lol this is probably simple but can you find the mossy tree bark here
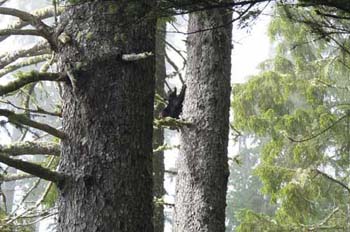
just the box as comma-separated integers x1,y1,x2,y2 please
153,21,166,232
57,1,156,231
174,8,233,232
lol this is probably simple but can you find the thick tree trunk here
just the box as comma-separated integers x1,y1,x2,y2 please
174,9,232,232
153,21,166,232
57,1,155,232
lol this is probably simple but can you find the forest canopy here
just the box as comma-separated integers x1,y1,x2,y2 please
231,3,350,231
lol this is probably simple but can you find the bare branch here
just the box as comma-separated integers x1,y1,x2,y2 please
0,7,56,48
165,40,187,68
165,169,177,175
315,11,350,20
0,192,7,213
0,28,42,37
230,123,242,141
4,181,56,228
122,52,153,61
0,42,50,69
0,0,8,6
10,157,56,214
0,141,60,156
316,169,350,193
14,211,57,227
0,108,66,139
3,173,34,182
0,6,63,43
0,54,51,78
165,52,184,84
154,117,192,130
159,0,269,16
317,207,339,227
297,0,350,13
0,153,64,184
163,202,174,207
288,114,347,143
0,71,62,96
153,143,179,153
0,99,62,117
39,52,55,72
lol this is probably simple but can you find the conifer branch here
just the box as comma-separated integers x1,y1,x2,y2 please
0,6,63,43
0,0,8,6
164,40,187,68
165,169,177,175
0,153,64,184
0,7,56,48
160,0,269,16
316,169,350,193
154,117,192,130
0,109,66,139
0,28,42,37
0,54,51,78
165,52,184,84
0,71,62,96
288,114,347,143
0,42,50,69
122,52,153,61
153,143,179,153
3,173,34,182
0,141,60,156
0,99,61,117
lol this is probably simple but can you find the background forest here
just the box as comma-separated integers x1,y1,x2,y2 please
0,0,350,231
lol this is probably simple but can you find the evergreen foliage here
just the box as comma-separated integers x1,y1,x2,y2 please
233,5,350,231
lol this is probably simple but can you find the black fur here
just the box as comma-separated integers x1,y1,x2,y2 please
160,85,186,119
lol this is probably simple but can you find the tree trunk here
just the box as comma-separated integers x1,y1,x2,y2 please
57,1,155,231
153,21,166,232
174,9,233,232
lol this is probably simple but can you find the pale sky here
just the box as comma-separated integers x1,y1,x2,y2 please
231,13,271,83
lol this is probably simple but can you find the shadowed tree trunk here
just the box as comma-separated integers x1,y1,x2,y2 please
153,20,166,232
57,1,156,231
174,8,233,232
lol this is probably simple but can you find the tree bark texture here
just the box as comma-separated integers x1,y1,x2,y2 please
57,1,155,232
153,21,166,232
174,9,233,232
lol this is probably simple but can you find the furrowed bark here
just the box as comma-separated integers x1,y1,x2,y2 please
57,1,156,231
153,20,166,232
174,8,233,232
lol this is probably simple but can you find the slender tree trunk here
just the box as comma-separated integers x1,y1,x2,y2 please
57,1,155,231
174,8,233,232
153,21,166,232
